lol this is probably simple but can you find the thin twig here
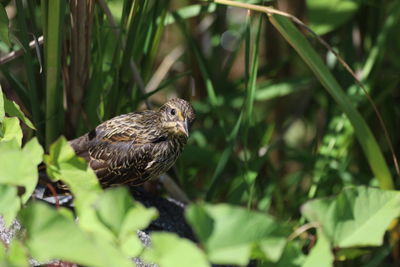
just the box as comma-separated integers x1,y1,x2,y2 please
288,222,320,241
213,0,400,177
0,36,44,65
145,46,184,93
46,183,60,209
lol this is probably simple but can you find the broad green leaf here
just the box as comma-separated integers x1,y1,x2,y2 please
142,232,210,267
271,241,306,267
120,234,142,258
0,138,43,203
0,243,4,263
269,15,394,190
44,136,101,197
302,230,333,267
302,186,400,248
119,202,158,238
0,117,22,146
20,138,44,202
44,137,112,241
0,138,42,225
3,97,35,130
186,203,288,265
95,187,136,235
0,240,29,267
20,202,134,267
94,187,158,257
0,185,20,227
307,0,359,35
0,4,11,47
7,240,29,267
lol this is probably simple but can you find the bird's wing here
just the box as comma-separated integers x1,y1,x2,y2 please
86,111,166,186
88,141,157,186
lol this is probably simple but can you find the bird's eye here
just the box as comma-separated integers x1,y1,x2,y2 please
170,108,176,116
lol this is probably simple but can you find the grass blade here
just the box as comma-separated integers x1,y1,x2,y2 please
15,0,41,138
269,15,394,190
43,0,66,147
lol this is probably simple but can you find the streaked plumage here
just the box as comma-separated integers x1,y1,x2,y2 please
69,98,195,187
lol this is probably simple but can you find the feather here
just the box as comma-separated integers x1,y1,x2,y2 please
67,98,195,188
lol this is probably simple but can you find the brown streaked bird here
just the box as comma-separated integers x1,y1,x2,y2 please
68,98,195,188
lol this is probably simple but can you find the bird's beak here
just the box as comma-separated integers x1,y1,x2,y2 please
178,118,190,137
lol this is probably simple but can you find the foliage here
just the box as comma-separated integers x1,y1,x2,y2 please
1,0,400,266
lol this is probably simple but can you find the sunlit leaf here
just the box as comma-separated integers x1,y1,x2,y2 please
7,240,29,267
44,136,112,241
142,232,210,267
272,241,306,267
0,117,22,146
0,137,43,203
3,97,35,130
302,230,333,267
44,136,102,197
94,187,158,257
0,185,20,227
302,186,400,247
20,202,134,267
186,203,288,265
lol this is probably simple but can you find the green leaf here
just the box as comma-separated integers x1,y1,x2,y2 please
3,96,35,130
20,202,134,267
0,185,20,227
95,187,136,235
142,232,210,267
120,234,142,258
0,137,43,203
302,186,400,248
94,187,158,257
0,4,11,47
272,241,306,267
7,240,29,267
0,239,29,267
0,117,23,146
44,136,102,198
44,137,113,241
186,203,288,265
306,0,359,35
269,15,394,190
20,138,44,202
302,230,333,267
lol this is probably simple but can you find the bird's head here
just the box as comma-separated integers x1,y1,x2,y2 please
159,98,195,138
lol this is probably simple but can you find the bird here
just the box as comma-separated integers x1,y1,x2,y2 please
68,98,195,188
